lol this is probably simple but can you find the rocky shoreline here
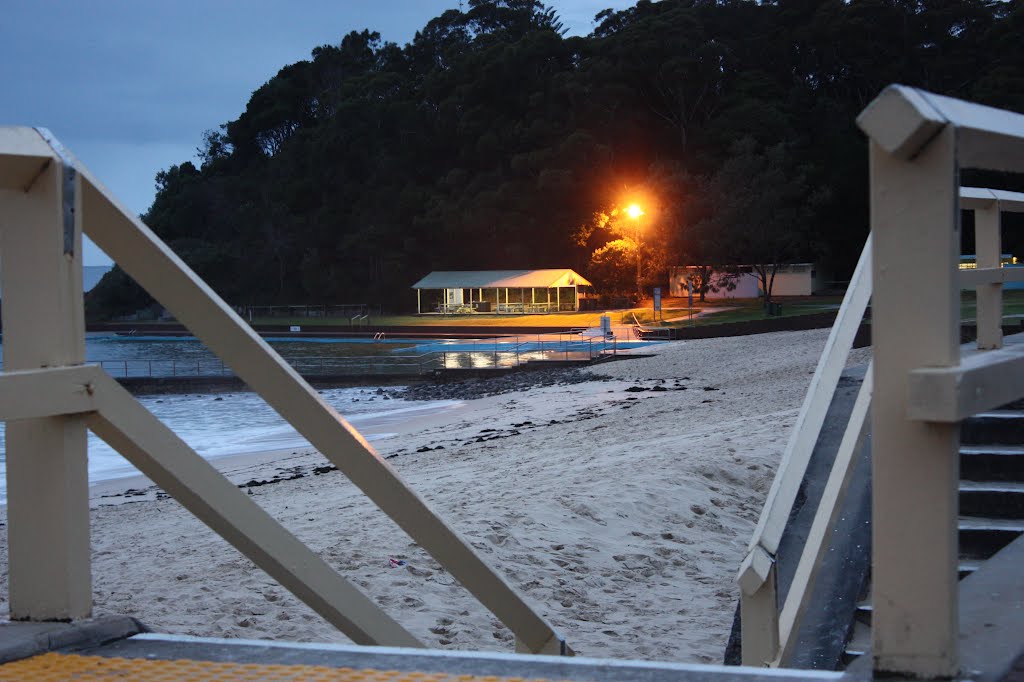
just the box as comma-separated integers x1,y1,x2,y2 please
390,366,612,401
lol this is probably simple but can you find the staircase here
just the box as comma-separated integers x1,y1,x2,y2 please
842,404,1024,666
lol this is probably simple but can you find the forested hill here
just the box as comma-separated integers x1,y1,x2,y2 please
88,0,1024,316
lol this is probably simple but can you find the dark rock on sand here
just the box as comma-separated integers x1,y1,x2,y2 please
393,368,609,402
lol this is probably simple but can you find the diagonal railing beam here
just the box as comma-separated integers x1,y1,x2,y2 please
744,235,873,562
41,131,568,654
0,364,419,646
776,363,873,665
737,235,871,666
83,370,422,647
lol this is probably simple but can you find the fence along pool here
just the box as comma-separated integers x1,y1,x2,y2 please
72,334,650,378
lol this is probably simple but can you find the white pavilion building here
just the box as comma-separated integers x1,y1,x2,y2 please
412,269,593,314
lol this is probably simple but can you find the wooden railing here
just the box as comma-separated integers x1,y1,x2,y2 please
737,233,872,667
859,87,1024,679
740,184,1024,670
740,86,1024,679
0,128,571,655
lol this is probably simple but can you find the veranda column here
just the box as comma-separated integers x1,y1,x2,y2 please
869,127,961,678
0,132,91,620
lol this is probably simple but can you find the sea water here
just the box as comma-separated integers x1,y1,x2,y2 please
0,386,461,503
0,334,462,503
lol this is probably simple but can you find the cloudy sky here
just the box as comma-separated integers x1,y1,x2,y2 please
1,1,635,265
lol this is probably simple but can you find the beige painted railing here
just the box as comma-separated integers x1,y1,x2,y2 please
737,234,872,667
859,87,1024,679
739,183,1024,669
959,188,1024,351
739,86,1024,678
0,127,570,655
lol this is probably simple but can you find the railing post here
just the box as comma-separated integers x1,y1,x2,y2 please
975,201,1003,350
739,557,779,667
868,127,960,678
0,133,91,620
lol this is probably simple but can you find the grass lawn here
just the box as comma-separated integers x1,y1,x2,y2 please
960,289,1024,321
644,296,843,327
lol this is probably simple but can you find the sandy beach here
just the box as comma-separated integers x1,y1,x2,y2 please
0,328,869,664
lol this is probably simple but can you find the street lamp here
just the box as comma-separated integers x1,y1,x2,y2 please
626,203,644,300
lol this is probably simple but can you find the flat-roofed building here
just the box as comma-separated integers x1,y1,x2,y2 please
669,263,824,299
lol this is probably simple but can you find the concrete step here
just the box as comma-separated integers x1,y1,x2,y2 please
838,397,1024,671
842,534,1024,681
841,620,871,666
853,601,872,625
961,412,1024,445
959,445,1024,482
959,480,1024,518
959,558,983,580
959,516,1024,560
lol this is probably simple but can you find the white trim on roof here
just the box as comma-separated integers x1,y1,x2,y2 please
412,269,592,290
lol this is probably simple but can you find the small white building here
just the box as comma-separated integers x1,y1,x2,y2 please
412,269,593,314
669,263,824,299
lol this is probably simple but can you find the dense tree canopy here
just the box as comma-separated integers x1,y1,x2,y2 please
88,0,1024,317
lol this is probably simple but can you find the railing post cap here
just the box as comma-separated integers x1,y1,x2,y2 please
857,84,948,160
737,545,774,595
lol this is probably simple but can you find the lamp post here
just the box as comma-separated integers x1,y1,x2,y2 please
626,203,644,300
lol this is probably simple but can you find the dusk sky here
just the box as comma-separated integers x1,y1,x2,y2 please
1,1,637,265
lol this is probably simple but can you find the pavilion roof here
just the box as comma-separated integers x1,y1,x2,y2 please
411,269,592,290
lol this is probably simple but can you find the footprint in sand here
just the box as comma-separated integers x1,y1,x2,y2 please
485,533,510,546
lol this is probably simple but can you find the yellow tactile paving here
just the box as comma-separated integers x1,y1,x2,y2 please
0,652,561,682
